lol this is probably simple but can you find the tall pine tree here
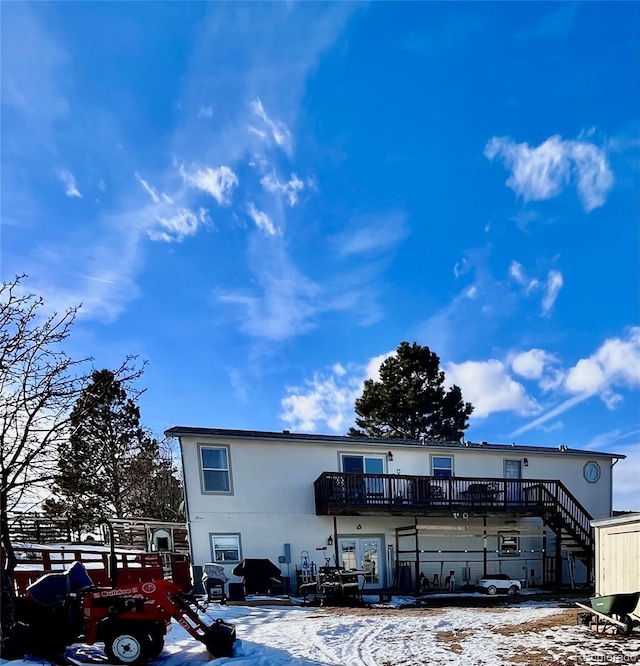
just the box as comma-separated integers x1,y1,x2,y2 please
49,369,184,533
126,437,185,521
53,369,146,527
349,341,474,442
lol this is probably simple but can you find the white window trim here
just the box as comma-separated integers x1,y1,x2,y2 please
498,531,520,557
199,443,233,495
430,454,454,477
210,533,242,564
338,452,387,474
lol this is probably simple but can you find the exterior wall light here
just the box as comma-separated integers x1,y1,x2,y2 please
523,458,529,467
387,451,393,461
327,535,333,546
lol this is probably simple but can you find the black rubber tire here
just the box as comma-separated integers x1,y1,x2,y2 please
507,585,518,596
619,615,634,637
104,626,152,666
147,628,164,661
487,585,497,596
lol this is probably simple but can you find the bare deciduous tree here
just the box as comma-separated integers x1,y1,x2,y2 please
0,276,140,657
0,276,86,655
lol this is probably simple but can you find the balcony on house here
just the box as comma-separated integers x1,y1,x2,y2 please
314,472,565,517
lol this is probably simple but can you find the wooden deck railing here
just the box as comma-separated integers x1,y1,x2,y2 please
314,472,593,552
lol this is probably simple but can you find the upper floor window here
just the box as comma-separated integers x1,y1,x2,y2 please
201,445,231,493
432,456,453,477
341,454,385,474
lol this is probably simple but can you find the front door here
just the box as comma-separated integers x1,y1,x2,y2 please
338,537,383,588
504,459,522,503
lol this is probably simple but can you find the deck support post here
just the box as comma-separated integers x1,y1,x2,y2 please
414,517,420,593
482,517,487,577
555,532,562,589
542,529,547,586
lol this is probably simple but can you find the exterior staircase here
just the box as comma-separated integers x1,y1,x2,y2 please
538,481,593,560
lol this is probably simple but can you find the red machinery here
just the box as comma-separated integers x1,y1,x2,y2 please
15,562,235,665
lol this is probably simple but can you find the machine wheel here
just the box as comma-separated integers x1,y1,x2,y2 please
487,585,497,596
507,585,518,596
619,615,634,637
105,625,152,666
147,627,165,660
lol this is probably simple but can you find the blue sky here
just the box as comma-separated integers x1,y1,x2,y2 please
2,2,638,509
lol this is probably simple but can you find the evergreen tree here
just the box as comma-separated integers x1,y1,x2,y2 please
54,369,146,525
349,341,474,441
125,437,185,521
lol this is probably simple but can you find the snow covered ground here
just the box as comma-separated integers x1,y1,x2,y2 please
2,598,638,666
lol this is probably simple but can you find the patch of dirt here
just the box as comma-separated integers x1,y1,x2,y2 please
507,649,591,665
322,605,446,617
494,609,578,635
436,629,472,654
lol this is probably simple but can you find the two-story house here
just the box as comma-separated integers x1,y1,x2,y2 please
166,426,625,593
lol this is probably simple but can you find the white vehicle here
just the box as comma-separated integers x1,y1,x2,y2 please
477,574,521,596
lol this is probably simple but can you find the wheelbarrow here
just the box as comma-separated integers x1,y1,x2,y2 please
576,591,640,636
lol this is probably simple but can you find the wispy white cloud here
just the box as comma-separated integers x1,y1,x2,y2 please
584,428,629,451
445,359,540,419
508,261,538,293
179,163,238,205
509,210,542,231
22,220,143,323
332,213,409,256
247,202,278,236
260,172,305,206
6,3,358,333
198,105,214,119
77,274,118,285
249,98,293,155
510,393,589,436
453,258,468,278
415,249,521,359
541,270,563,315
508,261,563,315
485,134,614,212
56,168,82,198
217,239,321,340
135,173,160,203
149,207,210,243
